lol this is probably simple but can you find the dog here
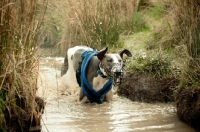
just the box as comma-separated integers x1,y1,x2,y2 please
61,46,132,103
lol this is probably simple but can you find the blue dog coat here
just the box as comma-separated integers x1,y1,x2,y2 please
77,50,112,104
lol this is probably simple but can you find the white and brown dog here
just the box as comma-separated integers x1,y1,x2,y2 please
61,46,132,103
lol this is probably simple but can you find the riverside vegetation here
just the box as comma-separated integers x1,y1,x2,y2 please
1,0,200,131
0,0,47,131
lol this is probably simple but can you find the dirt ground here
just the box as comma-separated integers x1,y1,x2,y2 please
117,72,179,103
3,95,42,132
175,87,200,131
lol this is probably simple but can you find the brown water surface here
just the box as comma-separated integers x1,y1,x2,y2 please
38,57,196,132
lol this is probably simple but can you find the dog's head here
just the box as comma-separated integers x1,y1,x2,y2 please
97,47,132,86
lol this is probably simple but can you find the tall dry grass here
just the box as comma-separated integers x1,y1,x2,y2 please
35,0,67,57
170,0,200,85
36,0,65,48
172,0,200,58
0,0,46,131
151,0,200,86
170,1,200,129
60,0,141,54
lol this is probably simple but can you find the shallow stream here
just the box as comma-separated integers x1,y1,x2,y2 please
37,57,196,132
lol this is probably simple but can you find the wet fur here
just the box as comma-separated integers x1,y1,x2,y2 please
61,46,132,103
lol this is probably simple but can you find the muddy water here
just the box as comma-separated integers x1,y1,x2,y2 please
37,57,196,132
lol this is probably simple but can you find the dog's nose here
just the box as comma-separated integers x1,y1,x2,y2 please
111,64,123,74
111,63,124,86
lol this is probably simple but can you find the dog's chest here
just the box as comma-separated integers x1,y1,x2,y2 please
92,75,109,91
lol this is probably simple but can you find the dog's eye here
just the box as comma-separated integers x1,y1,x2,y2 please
118,59,122,63
107,59,112,62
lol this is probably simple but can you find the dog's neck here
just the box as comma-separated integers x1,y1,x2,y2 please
97,69,108,78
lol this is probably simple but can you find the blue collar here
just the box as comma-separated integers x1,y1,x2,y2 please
79,50,112,104
97,69,107,78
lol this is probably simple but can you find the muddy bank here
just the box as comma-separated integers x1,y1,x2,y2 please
2,95,43,132
118,71,200,131
118,72,179,102
175,87,200,131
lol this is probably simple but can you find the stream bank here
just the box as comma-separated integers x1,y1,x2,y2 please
118,72,179,103
118,71,200,131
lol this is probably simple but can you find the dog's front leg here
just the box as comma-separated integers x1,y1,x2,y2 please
105,90,113,102
79,89,84,101
80,96,88,103
79,89,90,103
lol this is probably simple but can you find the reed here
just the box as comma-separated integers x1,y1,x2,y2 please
170,0,200,85
60,0,141,54
0,0,46,131
149,0,200,85
172,0,200,58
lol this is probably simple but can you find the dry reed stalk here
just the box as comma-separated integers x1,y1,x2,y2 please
171,0,200,59
60,0,140,54
169,0,200,83
171,1,200,130
0,0,46,131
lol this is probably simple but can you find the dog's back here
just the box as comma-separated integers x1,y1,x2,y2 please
61,46,92,89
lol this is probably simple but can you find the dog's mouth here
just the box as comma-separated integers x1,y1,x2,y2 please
104,63,124,86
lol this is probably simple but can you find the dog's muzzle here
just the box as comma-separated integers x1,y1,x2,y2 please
105,63,124,86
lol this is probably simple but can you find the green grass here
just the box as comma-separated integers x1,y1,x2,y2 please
119,4,176,78
131,12,150,33
148,5,163,20
127,51,173,78
122,30,151,55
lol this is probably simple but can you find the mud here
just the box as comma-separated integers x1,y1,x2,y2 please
176,87,200,131
118,72,179,103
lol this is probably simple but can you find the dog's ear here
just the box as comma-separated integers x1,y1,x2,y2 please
119,49,132,59
97,46,108,60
